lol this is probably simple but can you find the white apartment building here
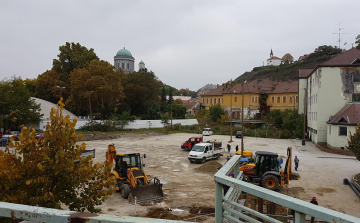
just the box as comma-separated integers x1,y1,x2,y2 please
298,48,360,148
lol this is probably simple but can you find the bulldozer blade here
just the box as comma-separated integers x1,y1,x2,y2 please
128,184,164,204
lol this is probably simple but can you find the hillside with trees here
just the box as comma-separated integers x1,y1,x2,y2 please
234,45,343,83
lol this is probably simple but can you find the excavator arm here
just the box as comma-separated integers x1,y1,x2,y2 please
281,147,292,186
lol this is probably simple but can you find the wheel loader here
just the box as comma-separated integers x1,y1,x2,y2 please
106,144,164,204
239,147,293,191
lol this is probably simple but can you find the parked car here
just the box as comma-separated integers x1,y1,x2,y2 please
9,131,20,140
202,128,213,136
35,133,44,140
236,131,242,138
0,135,15,147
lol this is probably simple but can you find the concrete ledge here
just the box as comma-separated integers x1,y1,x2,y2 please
316,143,355,156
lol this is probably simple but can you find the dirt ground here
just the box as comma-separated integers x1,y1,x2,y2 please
84,133,360,221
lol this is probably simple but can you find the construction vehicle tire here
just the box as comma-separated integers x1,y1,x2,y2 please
261,175,279,191
201,157,206,164
121,184,130,199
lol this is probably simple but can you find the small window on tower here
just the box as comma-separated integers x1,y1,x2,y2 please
127,64,130,69
122,63,125,69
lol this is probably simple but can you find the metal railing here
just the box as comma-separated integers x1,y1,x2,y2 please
214,155,360,223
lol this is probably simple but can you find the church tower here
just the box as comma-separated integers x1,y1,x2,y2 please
270,48,273,57
139,60,145,70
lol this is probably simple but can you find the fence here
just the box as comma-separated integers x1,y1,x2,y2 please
214,155,360,223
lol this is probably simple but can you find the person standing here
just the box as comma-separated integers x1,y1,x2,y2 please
310,196,318,223
235,145,239,152
294,155,299,171
227,144,231,153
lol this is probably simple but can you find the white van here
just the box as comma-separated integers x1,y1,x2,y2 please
202,128,213,136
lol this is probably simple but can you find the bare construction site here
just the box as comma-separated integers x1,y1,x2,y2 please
84,133,360,222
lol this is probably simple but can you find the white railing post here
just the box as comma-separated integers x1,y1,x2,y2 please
215,182,223,223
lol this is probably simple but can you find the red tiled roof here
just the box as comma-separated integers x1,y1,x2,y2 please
299,69,313,78
182,101,197,109
201,79,299,96
320,48,360,66
267,56,281,60
328,103,360,125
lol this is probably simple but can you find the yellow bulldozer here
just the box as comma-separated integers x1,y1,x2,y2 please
106,144,164,204
238,147,293,191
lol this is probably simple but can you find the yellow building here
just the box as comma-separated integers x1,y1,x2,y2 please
200,79,298,119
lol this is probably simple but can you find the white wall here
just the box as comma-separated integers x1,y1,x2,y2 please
267,58,281,66
327,124,355,148
37,119,199,131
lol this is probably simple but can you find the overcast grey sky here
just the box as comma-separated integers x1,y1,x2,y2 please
0,1,359,91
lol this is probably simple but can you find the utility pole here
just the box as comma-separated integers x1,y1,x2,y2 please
89,91,94,132
241,81,246,157
230,90,236,142
302,88,307,145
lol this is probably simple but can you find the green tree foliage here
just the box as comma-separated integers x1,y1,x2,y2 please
23,78,37,97
143,103,161,120
347,123,360,160
281,53,294,64
168,88,174,105
161,86,166,103
208,104,225,122
170,103,187,119
308,45,342,59
70,60,125,116
161,112,170,127
356,34,360,50
0,100,113,212
52,42,99,83
121,69,161,116
111,111,136,129
0,77,42,130
263,109,304,138
195,109,210,125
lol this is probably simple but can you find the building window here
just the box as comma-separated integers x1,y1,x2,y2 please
218,98,220,104
210,98,212,104
255,97,258,103
127,63,130,69
354,75,360,82
202,99,205,103
277,97,280,103
222,98,223,103
235,97,237,102
289,96,293,103
122,63,125,69
252,97,254,103
353,94,360,101
206,99,208,104
339,126,347,136
283,96,286,103
271,96,275,103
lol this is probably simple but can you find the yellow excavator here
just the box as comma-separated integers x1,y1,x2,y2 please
106,144,164,204
238,147,293,191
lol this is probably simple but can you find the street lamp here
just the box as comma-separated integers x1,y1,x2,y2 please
300,88,307,145
230,90,236,142
241,80,246,157
56,86,65,98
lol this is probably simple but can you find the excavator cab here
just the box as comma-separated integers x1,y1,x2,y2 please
254,152,279,175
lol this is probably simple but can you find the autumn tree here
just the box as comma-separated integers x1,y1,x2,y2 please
0,100,113,212
70,60,125,117
0,77,42,130
347,123,360,160
36,70,66,104
281,53,294,64
308,45,342,59
52,42,99,83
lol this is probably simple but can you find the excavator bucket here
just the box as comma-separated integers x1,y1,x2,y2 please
128,179,164,204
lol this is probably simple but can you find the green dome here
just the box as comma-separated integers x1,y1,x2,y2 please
139,60,145,64
116,48,133,57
